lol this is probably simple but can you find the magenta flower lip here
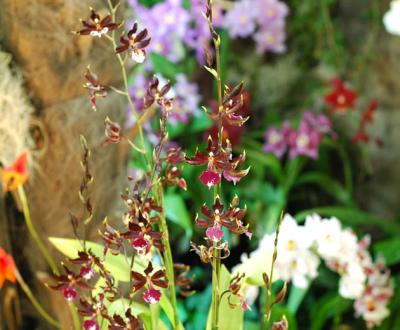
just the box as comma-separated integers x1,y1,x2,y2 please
206,225,224,242
200,169,221,189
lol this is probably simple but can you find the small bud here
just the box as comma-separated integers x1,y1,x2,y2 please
271,316,288,330
273,282,287,305
104,117,122,144
262,272,269,287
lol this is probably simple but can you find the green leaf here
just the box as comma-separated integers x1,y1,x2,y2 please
164,193,193,237
310,294,352,330
150,53,179,80
287,285,309,314
167,121,185,138
204,66,218,79
294,172,352,205
188,110,212,133
284,156,306,192
373,238,400,265
245,149,284,182
206,266,244,330
49,238,146,282
294,207,400,235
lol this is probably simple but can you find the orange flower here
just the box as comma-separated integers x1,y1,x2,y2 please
0,248,17,288
1,152,28,191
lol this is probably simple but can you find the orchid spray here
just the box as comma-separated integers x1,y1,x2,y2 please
45,2,188,328
185,1,251,329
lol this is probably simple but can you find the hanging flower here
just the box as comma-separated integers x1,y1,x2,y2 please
121,211,164,255
131,262,168,304
196,196,251,239
76,8,120,37
104,117,122,145
1,152,28,192
116,22,151,63
48,264,93,301
0,248,17,289
83,68,107,112
185,136,249,189
324,79,358,113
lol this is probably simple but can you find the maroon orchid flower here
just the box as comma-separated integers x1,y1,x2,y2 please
144,76,174,110
190,241,230,264
207,91,251,147
116,22,151,63
208,83,249,127
324,78,357,113
196,196,251,241
83,68,107,111
162,148,187,190
103,117,122,145
109,308,144,330
185,136,249,189
76,8,120,37
220,273,251,311
174,263,195,297
99,221,124,257
121,211,164,255
48,264,92,301
131,262,168,304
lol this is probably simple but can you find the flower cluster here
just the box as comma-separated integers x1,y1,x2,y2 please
190,195,252,268
263,112,333,159
224,0,289,54
127,73,200,126
128,0,288,63
235,214,393,328
383,0,400,36
323,79,382,146
0,248,16,288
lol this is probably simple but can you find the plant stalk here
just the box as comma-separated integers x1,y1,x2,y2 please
157,185,179,329
15,270,60,328
17,185,59,275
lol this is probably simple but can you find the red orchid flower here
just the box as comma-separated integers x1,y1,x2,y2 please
324,79,357,113
1,152,28,192
0,248,17,288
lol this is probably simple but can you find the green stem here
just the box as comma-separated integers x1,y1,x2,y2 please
106,0,150,171
15,270,60,328
17,185,59,275
69,302,81,330
211,245,221,330
157,186,179,329
264,211,284,328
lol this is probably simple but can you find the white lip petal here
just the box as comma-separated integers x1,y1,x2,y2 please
132,49,146,63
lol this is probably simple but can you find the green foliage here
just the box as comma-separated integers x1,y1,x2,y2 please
373,239,400,266
164,192,193,238
309,294,352,330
